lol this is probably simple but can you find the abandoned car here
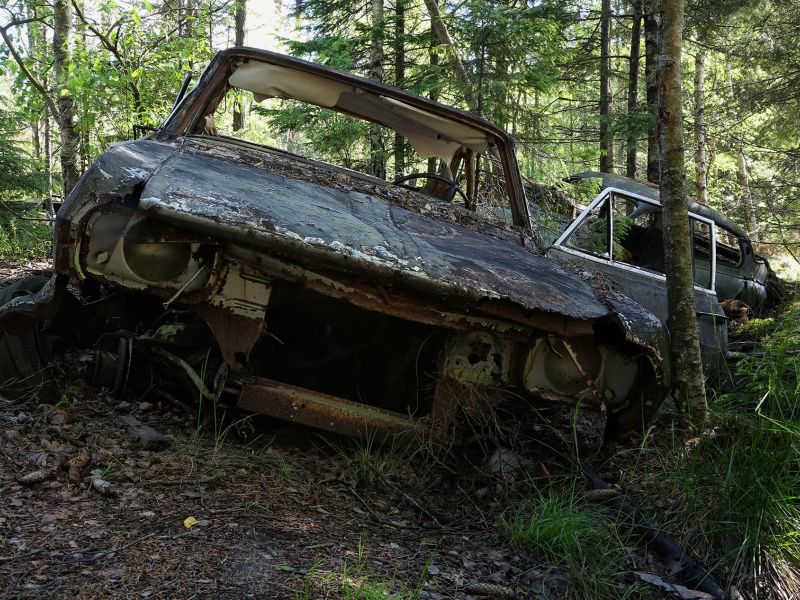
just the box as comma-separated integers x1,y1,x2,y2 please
0,48,754,440
545,171,771,379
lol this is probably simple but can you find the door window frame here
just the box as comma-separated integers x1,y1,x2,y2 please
552,187,717,294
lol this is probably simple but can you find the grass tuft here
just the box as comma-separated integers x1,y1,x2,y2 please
502,484,645,599
673,301,800,597
627,299,800,599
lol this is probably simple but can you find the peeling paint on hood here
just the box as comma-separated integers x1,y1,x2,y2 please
136,139,611,322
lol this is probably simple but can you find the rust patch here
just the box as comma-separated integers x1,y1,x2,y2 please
237,377,413,437
193,304,264,371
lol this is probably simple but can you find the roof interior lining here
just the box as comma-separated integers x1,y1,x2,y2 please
227,60,491,163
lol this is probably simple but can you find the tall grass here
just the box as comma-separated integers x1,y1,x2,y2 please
502,483,647,599
665,301,800,598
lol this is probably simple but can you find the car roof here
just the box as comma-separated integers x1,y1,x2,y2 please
566,171,749,240
208,47,513,146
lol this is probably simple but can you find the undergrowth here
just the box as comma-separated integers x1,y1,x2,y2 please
295,539,425,599
635,300,800,599
0,205,51,260
502,482,647,599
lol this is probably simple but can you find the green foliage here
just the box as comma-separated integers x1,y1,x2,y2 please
502,484,643,600
638,300,800,596
0,207,51,260
253,102,372,171
0,101,49,259
0,102,45,198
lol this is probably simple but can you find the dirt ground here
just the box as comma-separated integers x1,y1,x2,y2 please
0,383,546,599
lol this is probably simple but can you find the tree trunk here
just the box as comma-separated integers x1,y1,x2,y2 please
427,21,439,173
599,0,614,173
53,0,80,196
693,49,708,205
393,0,406,177
725,71,758,242
644,6,659,183
44,106,54,216
183,0,195,38
626,1,641,178
74,0,89,171
26,6,41,163
422,0,477,112
737,150,758,242
232,0,247,132
368,0,386,179
657,0,707,426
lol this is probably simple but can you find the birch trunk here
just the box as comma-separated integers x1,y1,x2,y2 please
657,0,707,426
53,0,80,196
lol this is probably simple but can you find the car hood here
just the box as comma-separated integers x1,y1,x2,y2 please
136,138,610,324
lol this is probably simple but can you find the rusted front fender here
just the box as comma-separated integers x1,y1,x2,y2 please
602,295,670,438
0,273,67,335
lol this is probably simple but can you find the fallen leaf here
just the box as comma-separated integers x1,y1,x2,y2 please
183,516,198,529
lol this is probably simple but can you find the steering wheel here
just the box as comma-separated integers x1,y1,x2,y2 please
392,172,469,204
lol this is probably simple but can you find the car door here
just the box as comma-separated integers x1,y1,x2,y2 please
547,187,728,378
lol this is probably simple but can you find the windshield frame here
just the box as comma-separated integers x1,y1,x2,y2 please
157,47,530,229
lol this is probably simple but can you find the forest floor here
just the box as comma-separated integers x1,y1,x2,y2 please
0,258,793,600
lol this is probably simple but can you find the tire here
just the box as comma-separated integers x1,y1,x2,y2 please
0,276,61,402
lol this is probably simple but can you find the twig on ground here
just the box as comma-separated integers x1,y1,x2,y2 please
377,471,443,527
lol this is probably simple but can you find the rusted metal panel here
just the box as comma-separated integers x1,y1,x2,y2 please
0,274,66,334
137,139,610,324
238,377,414,437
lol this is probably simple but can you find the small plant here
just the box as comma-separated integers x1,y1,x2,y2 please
295,540,423,599
343,432,408,485
502,484,642,599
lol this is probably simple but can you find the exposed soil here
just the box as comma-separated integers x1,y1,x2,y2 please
0,362,563,599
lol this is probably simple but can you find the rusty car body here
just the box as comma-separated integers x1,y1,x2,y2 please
561,172,770,307
547,172,774,380
1,48,684,439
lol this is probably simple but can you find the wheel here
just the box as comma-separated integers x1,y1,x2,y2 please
0,276,61,402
